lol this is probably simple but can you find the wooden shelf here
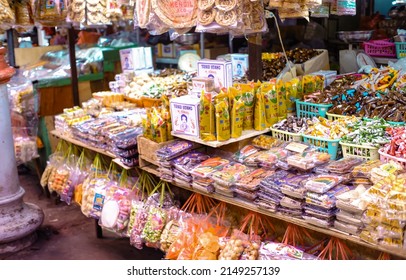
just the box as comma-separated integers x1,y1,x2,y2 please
50,130,135,170
168,179,406,259
171,128,271,148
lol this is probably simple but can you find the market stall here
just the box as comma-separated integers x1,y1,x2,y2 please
2,0,406,260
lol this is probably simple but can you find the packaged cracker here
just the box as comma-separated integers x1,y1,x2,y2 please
261,80,278,127
254,90,267,131
199,91,216,141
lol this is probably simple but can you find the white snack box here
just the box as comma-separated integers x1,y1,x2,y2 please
231,53,249,78
170,95,200,137
197,59,233,91
119,47,145,71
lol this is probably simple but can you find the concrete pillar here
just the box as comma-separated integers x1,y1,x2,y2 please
0,47,44,254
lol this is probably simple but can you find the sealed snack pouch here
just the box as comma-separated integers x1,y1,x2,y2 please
199,91,216,141
277,79,287,121
231,97,244,138
285,77,301,114
215,100,230,141
128,200,148,249
161,94,173,140
261,80,278,127
239,84,255,130
254,90,267,131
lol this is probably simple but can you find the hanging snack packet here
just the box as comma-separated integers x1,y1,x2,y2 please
231,97,245,138
199,91,216,141
254,89,267,131
215,100,231,142
261,80,278,126
239,84,255,130
277,79,287,121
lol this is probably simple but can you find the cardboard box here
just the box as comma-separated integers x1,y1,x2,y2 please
231,53,249,78
170,95,200,137
295,49,330,75
119,47,154,72
197,59,233,91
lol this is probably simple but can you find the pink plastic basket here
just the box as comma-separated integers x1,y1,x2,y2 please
378,148,406,169
363,39,396,58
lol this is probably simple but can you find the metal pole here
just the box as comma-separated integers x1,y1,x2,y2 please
200,32,205,59
0,48,44,253
68,24,80,106
248,33,262,81
6,29,16,67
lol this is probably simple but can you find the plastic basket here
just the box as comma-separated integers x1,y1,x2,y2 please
340,141,380,161
363,40,396,58
296,100,333,118
395,42,406,59
326,112,347,121
378,148,406,169
270,128,302,142
362,117,405,126
302,134,341,160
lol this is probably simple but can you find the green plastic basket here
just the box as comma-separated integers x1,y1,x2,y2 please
340,141,380,161
326,112,348,121
302,134,341,160
395,42,406,59
296,100,333,118
270,128,302,142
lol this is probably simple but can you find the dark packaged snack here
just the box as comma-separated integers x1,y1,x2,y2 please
157,140,194,161
303,204,338,219
113,147,139,158
171,151,210,175
278,206,303,217
280,174,314,199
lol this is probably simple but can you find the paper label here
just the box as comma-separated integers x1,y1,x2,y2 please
285,142,309,153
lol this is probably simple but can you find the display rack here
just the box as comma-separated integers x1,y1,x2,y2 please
172,128,271,148
170,180,406,259
50,130,133,170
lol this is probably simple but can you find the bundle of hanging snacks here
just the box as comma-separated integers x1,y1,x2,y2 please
47,142,78,196
99,169,138,236
165,193,217,260
317,237,353,260
142,181,177,249
81,154,110,219
128,171,159,249
40,140,66,190
60,147,90,205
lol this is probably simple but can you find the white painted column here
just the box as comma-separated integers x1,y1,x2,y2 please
0,47,44,254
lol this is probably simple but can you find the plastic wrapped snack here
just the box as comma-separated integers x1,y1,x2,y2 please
256,147,290,169
214,183,235,198
252,135,283,150
305,185,353,210
128,200,148,249
334,220,361,235
326,157,364,174
257,189,283,205
259,241,318,260
280,196,303,210
81,177,110,219
287,151,331,171
211,162,251,187
233,145,260,163
142,203,168,249
191,157,230,178
234,168,275,191
303,204,338,220
335,185,369,214
351,160,382,179
278,206,303,217
171,152,210,175
255,198,278,212
156,140,194,161
336,210,363,227
302,214,335,228
304,175,345,194
233,187,258,201
280,174,314,199
218,230,248,260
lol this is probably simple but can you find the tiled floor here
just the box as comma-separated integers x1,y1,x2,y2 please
1,171,164,260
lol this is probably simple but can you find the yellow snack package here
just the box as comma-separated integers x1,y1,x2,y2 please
215,100,231,141
277,79,287,121
228,86,241,106
239,84,255,130
254,90,267,131
199,92,216,141
231,98,245,138
285,77,300,114
261,80,278,127
215,90,229,107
